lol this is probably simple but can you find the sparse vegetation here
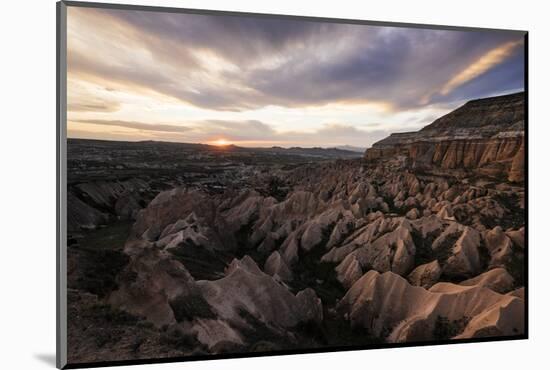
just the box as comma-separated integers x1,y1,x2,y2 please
169,293,217,322
433,315,470,340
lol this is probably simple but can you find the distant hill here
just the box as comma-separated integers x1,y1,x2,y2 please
252,145,363,158
68,138,363,160
333,145,366,153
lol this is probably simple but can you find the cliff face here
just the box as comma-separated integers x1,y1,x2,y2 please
365,92,525,182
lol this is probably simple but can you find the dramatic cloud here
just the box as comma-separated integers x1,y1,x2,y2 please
70,118,391,148
67,80,122,112
439,40,523,96
74,119,191,133
66,6,525,147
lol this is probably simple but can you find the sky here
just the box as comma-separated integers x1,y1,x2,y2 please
66,6,525,148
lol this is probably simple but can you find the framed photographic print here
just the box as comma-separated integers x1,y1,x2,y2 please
57,1,528,368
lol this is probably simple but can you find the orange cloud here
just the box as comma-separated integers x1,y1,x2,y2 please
439,39,523,95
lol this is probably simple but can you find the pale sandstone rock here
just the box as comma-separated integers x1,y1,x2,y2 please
432,222,465,251
506,227,525,249
264,251,293,282
109,248,196,327
484,226,514,268
406,208,420,220
201,256,322,327
301,222,323,252
338,270,524,342
508,138,525,182
436,204,455,220
335,254,363,289
507,287,525,300
280,232,300,266
300,209,341,252
407,260,442,289
443,226,481,278
460,268,515,294
321,216,395,264
321,243,360,264
412,215,444,238
351,225,416,276
326,215,355,249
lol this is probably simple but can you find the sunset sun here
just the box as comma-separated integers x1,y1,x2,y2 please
211,138,231,146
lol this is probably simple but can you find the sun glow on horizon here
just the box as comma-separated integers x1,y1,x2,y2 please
210,138,232,146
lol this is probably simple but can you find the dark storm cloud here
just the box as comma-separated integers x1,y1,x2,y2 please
69,7,525,112
107,9,337,65
242,30,524,109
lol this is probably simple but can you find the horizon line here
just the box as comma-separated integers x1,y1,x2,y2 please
66,136,369,151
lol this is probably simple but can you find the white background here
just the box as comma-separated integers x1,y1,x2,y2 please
1,0,548,368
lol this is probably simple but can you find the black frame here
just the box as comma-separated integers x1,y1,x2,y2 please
56,1,529,368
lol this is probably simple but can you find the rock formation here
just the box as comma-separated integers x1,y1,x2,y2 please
104,152,524,350
338,270,524,342
67,178,151,232
365,92,525,182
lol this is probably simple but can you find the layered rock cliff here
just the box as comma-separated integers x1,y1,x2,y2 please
365,92,525,182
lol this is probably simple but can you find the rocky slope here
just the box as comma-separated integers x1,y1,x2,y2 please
85,156,525,360
67,179,150,232
66,139,362,234
365,92,525,182
67,93,526,363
